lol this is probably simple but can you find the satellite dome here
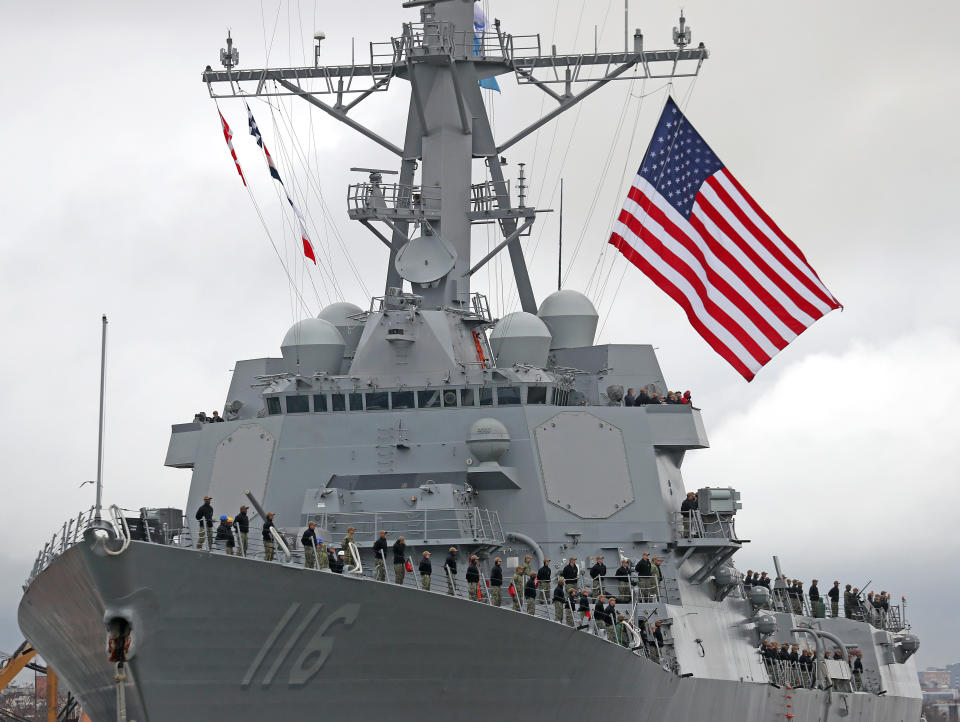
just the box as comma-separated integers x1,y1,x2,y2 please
537,289,599,349
280,317,345,375
466,417,511,463
318,302,364,369
489,312,552,368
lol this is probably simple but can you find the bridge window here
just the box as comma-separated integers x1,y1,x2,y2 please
527,386,547,405
497,386,521,405
479,387,494,406
461,388,476,407
366,391,389,410
348,393,364,411
391,391,415,409
313,394,328,412
266,397,282,416
331,394,346,412
286,395,309,413
419,390,441,408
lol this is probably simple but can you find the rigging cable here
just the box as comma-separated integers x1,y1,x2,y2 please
594,80,699,341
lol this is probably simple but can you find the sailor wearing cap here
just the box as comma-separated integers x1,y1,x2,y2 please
262,512,276,561
215,515,235,555
419,551,432,590
444,547,458,595
489,558,503,607
316,535,329,569
234,505,250,555
195,495,214,549
301,521,319,569
341,527,357,566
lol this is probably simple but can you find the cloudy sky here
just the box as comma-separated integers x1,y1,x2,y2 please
2,0,957,676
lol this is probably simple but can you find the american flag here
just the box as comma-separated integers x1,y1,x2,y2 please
218,110,246,186
245,104,316,264
609,97,841,381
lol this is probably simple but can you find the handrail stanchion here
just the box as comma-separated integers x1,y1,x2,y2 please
269,526,291,562
409,555,422,589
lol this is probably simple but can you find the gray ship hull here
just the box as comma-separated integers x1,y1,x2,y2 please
19,539,920,722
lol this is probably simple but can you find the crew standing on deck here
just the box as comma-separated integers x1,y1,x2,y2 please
341,526,356,567
616,558,632,601
511,566,524,611
316,536,329,569
651,557,664,600
195,495,214,549
524,572,538,615
537,559,552,604
215,516,234,555
594,594,608,635
373,530,388,582
680,491,698,537
419,551,432,590
590,556,607,595
635,552,653,601
234,505,249,555
393,536,406,584
828,581,840,618
445,547,458,595
490,557,503,607
553,578,573,626
561,557,579,596
466,555,480,600
302,521,319,569
262,512,276,561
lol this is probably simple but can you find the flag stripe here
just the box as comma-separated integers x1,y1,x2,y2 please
612,210,768,367
705,174,833,316
717,170,840,308
691,195,817,332
609,232,759,380
626,182,795,349
694,188,822,324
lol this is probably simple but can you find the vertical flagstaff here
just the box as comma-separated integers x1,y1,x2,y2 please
94,315,108,523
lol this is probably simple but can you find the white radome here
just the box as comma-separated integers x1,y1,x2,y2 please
489,312,552,368
537,289,599,350
280,317,345,375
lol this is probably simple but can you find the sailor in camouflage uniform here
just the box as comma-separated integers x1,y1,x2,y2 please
341,526,356,566
511,566,524,611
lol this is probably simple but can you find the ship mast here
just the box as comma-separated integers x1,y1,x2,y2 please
202,0,707,313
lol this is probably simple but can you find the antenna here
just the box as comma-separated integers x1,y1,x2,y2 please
94,315,108,523
219,31,239,70
558,178,563,291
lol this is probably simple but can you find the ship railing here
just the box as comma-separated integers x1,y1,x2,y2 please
309,508,505,548
384,22,514,63
760,586,907,633
670,510,737,541
588,574,664,604
346,182,442,218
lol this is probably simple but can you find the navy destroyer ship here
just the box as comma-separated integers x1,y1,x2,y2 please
18,1,922,720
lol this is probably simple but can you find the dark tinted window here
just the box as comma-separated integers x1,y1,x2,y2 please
460,388,476,406
527,386,547,405
331,394,346,411
266,397,282,415
392,391,415,409
366,392,389,410
418,390,442,408
286,395,309,413
498,387,521,405
348,393,364,411
479,387,494,406
313,394,328,412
